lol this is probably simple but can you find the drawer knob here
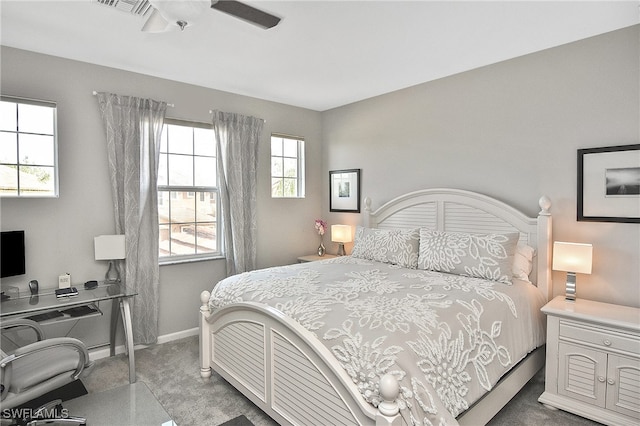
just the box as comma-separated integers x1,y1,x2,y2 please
598,376,606,383
603,339,612,346
607,378,615,385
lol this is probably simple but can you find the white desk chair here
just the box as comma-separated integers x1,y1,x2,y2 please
0,318,93,425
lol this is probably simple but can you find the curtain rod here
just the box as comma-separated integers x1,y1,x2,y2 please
92,91,175,108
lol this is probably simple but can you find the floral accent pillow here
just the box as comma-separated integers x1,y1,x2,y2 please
351,226,420,269
417,230,519,284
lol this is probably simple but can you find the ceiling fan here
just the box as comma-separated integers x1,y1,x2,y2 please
96,0,281,32
146,0,280,31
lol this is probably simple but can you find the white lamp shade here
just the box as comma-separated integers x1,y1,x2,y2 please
331,225,352,243
94,235,126,260
552,242,592,274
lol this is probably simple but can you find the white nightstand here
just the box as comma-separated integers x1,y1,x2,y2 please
538,296,640,426
297,254,337,263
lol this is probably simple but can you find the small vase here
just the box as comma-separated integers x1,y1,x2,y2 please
317,240,326,256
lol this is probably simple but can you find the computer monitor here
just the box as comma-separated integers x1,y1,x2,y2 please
1,230,26,278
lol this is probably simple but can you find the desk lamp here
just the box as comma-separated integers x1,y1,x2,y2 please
552,241,593,301
331,225,352,256
94,235,126,283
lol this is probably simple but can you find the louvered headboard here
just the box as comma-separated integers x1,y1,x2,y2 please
362,188,553,301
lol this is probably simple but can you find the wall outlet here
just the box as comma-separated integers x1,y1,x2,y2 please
58,273,71,289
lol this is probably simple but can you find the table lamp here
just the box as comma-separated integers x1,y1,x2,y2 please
331,225,352,256
94,235,126,283
552,241,592,301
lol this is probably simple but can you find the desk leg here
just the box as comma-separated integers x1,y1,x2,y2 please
119,298,136,383
110,301,119,357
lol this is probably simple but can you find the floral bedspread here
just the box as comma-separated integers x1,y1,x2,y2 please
209,256,546,426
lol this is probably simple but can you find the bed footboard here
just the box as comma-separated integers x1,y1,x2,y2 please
199,291,402,426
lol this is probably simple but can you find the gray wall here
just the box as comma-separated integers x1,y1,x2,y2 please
322,25,640,308
1,24,638,348
0,47,322,346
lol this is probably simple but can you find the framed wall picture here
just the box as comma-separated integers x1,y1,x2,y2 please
578,144,640,223
329,169,361,213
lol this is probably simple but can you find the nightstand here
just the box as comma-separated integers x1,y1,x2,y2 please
538,296,640,426
297,254,337,263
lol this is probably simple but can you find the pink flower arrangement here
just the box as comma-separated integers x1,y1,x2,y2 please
314,219,327,236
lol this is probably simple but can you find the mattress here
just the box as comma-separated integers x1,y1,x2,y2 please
209,256,546,425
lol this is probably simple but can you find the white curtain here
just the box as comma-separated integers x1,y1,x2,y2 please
97,92,167,345
212,111,264,275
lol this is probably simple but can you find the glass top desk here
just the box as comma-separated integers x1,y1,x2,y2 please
0,282,137,383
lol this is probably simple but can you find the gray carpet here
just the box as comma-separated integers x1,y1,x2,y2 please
83,335,601,425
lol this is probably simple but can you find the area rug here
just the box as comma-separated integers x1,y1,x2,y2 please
18,379,88,409
219,414,255,426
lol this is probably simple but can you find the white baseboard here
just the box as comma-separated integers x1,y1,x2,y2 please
88,327,199,361
156,327,199,344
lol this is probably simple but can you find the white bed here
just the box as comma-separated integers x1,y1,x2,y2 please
199,188,553,425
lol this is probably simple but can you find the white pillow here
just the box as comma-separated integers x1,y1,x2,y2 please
351,226,420,269
417,230,519,284
513,243,535,282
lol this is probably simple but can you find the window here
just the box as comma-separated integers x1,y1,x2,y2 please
0,96,58,197
271,134,305,198
157,119,219,261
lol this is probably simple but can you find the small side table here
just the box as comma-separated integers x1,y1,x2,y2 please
538,296,640,425
297,254,337,263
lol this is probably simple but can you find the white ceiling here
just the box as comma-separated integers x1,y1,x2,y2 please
1,1,638,111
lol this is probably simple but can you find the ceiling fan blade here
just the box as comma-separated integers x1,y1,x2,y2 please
141,7,171,32
211,0,281,29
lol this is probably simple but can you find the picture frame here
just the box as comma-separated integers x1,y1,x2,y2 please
329,169,361,213
577,144,640,223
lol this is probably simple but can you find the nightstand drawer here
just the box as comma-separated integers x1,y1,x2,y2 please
560,320,640,354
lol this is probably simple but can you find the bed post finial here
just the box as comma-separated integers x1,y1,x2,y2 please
200,290,211,311
376,373,402,425
538,195,551,216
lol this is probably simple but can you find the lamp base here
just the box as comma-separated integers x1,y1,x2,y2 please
105,260,121,283
565,271,577,301
336,243,346,256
